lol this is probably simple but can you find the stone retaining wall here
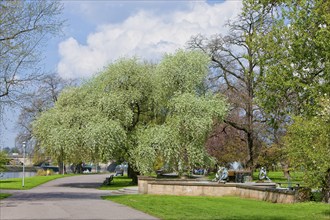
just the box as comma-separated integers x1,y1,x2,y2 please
138,176,298,203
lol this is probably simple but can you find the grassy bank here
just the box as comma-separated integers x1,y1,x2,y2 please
2,165,37,172
103,194,330,220
0,174,74,190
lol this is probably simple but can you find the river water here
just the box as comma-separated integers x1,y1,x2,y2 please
0,172,37,179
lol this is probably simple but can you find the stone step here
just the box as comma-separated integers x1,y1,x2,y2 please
111,187,138,195
118,188,138,192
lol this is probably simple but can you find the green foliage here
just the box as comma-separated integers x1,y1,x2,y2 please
130,51,228,174
33,50,228,175
0,151,10,172
258,0,330,117
155,50,209,102
285,97,330,193
36,169,55,176
33,85,128,164
253,1,330,199
104,195,330,220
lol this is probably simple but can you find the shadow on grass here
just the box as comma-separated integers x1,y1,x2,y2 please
323,209,330,217
0,180,16,184
99,176,136,190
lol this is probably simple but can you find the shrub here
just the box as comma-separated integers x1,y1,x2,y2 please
36,169,54,176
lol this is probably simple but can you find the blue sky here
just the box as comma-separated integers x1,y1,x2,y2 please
2,0,242,149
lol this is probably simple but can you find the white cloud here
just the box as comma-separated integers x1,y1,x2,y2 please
58,1,242,79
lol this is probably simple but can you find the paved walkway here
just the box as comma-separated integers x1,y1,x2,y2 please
0,174,158,220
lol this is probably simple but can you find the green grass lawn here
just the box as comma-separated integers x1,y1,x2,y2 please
99,175,136,190
0,193,11,200
209,171,304,186
103,194,330,220
0,174,74,190
253,171,304,187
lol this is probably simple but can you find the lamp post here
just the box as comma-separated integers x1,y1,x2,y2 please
22,141,26,187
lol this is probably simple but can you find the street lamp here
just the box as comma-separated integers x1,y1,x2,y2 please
22,141,26,187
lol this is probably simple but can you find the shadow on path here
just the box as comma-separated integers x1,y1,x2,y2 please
2,192,103,202
57,182,103,188
0,174,159,220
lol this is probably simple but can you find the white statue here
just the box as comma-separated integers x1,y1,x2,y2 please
258,167,271,181
213,166,228,182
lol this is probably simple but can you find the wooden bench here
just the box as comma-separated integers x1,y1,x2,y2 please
103,174,114,185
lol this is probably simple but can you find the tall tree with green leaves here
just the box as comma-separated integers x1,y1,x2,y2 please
257,0,330,203
258,0,330,118
285,97,330,203
131,51,228,175
33,85,127,173
33,51,228,179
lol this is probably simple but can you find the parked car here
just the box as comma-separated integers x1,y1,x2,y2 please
82,164,92,172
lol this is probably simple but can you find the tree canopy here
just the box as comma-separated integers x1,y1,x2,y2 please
30,0,330,201
256,0,330,202
33,50,228,175
258,0,330,117
284,97,330,202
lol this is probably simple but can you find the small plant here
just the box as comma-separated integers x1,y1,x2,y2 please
36,169,54,176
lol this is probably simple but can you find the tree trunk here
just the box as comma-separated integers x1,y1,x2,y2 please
281,162,291,179
75,163,83,174
322,168,330,203
57,157,63,174
246,72,254,171
58,147,65,174
127,163,139,184
246,131,254,170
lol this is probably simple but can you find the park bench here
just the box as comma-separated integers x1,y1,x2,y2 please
103,174,114,185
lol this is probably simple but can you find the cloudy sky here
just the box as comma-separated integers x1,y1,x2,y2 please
55,0,242,78
3,0,242,149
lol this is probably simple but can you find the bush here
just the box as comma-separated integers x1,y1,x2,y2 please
36,169,54,176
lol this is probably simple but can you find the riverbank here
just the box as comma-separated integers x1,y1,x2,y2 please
1,171,36,179
0,174,74,190
3,165,38,172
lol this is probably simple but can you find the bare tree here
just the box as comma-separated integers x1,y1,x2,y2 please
15,73,75,160
188,1,277,169
206,122,248,166
0,1,64,105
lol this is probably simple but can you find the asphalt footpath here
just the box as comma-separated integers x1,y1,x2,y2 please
0,174,158,220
